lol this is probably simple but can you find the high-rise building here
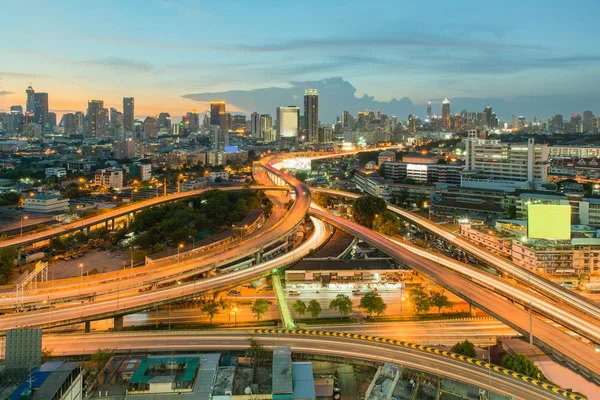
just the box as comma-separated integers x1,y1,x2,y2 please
33,92,48,126
60,113,76,135
157,113,171,131
318,126,333,143
187,109,200,133
210,101,226,128
123,97,134,132
110,108,124,137
47,112,56,128
87,100,104,137
10,105,23,133
232,115,246,132
483,105,492,127
113,139,136,159
74,111,85,134
98,108,109,137
342,111,352,129
250,112,260,138
583,111,595,134
210,125,229,151
25,86,35,115
441,99,450,130
304,89,319,142
426,102,432,120
571,113,583,133
224,112,232,130
144,116,157,139
276,106,300,140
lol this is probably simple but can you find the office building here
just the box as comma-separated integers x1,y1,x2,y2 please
232,114,246,131
87,99,104,137
156,112,171,131
59,113,76,135
426,102,432,119
250,112,260,138
23,194,70,213
129,162,152,181
143,116,157,138
318,126,333,143
95,168,124,190
463,130,549,191
25,85,35,115
441,99,450,130
260,114,272,138
304,89,319,142
583,111,596,134
33,92,48,126
187,109,200,132
210,125,229,151
276,106,300,140
342,111,352,129
123,97,134,132
10,105,23,133
549,145,600,159
113,139,136,159
210,101,226,128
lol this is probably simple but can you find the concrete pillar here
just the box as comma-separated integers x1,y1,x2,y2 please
104,221,108,230
111,219,115,230
469,303,477,317
255,252,262,265
85,321,91,333
114,315,124,331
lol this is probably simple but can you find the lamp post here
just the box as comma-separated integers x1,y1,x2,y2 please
178,243,184,262
78,263,84,295
20,216,28,237
400,284,404,318
189,236,195,250
233,307,238,326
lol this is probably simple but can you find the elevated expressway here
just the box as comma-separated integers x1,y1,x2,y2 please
42,330,584,400
309,207,600,384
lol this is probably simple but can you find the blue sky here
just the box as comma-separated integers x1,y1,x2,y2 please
1,0,599,121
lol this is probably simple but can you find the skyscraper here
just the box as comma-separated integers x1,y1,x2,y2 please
583,111,595,134
33,92,48,126
426,102,432,120
260,114,273,141
25,86,35,115
210,125,229,151
304,89,319,142
250,112,260,138
484,105,492,128
342,111,352,129
157,113,171,130
144,116,157,139
123,97,134,133
187,109,200,133
10,105,23,133
276,106,300,140
87,100,104,137
210,101,226,128
60,113,76,135
441,99,450,130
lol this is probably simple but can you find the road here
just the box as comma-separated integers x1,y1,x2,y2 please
40,331,573,400
309,207,600,383
313,188,600,324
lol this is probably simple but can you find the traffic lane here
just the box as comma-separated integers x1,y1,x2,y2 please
309,208,600,378
0,217,328,330
41,332,559,400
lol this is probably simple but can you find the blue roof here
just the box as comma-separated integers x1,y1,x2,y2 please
292,363,316,400
10,361,64,400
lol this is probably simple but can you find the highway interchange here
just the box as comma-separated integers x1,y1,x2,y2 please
1,150,599,399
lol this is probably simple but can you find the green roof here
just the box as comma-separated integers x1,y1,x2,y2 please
130,356,200,384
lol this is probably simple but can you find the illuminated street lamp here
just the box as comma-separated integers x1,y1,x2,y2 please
233,307,238,326
178,243,184,261
20,216,28,237
78,263,84,295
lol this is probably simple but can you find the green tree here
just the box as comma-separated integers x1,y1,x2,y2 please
451,340,477,358
430,290,453,314
201,301,220,324
307,299,322,318
502,354,545,380
292,300,307,319
90,348,111,370
409,288,431,314
41,347,54,363
295,171,308,182
359,292,387,317
373,211,400,236
247,337,266,367
0,247,17,285
132,249,147,265
62,183,90,199
329,293,353,319
352,195,387,228
251,299,270,322
313,192,330,208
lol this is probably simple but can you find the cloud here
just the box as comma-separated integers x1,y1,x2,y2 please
182,77,600,121
80,58,155,72
0,91,14,95
0,71,54,78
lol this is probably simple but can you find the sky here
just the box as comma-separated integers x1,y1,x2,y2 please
1,0,600,122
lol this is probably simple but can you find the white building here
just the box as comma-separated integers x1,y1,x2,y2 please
463,131,549,191
113,139,136,159
210,126,229,151
45,167,67,179
378,151,395,166
95,168,124,190
276,106,300,140
23,194,70,213
549,145,600,159
209,171,229,182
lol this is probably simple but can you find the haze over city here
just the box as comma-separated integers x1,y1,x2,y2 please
1,0,600,120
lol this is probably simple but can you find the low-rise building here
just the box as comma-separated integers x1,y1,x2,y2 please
128,163,152,181
45,167,67,178
9,361,83,400
23,194,70,213
209,171,228,182
95,168,124,190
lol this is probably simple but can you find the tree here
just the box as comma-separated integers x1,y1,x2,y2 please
313,192,330,208
0,247,17,285
373,211,400,236
352,195,387,228
201,301,220,324
409,288,431,314
91,348,111,370
41,347,54,363
329,293,353,319
430,290,453,314
502,354,545,380
451,340,477,358
247,337,266,367
307,299,322,318
62,183,91,199
251,299,270,322
359,292,387,317
132,249,147,265
292,300,307,319
295,171,308,182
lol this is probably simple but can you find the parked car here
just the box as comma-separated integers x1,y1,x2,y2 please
288,290,301,296
228,290,241,296
352,290,364,296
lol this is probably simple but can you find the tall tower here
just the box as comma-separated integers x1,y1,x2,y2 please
123,97,134,132
426,102,432,119
276,106,300,140
33,93,48,126
25,86,35,115
210,101,226,128
304,89,319,142
484,105,492,127
250,112,260,139
441,99,451,130
87,100,104,137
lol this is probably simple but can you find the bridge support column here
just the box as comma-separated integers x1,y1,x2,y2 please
85,321,91,333
255,252,261,265
111,219,115,230
104,221,108,230
114,315,123,331
469,303,477,317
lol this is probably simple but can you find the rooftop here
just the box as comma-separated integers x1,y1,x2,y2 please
289,259,397,272
272,347,293,395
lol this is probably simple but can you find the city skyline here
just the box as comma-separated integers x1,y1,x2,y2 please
1,1,600,120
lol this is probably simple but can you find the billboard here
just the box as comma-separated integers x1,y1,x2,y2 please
283,158,311,171
527,204,571,240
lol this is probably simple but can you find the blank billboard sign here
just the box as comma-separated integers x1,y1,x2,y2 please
527,204,571,240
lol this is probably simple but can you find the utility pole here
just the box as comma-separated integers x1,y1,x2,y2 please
529,300,533,347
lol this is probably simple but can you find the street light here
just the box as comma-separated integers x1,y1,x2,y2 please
178,243,184,262
233,307,238,326
189,235,195,250
78,263,84,295
20,216,28,237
